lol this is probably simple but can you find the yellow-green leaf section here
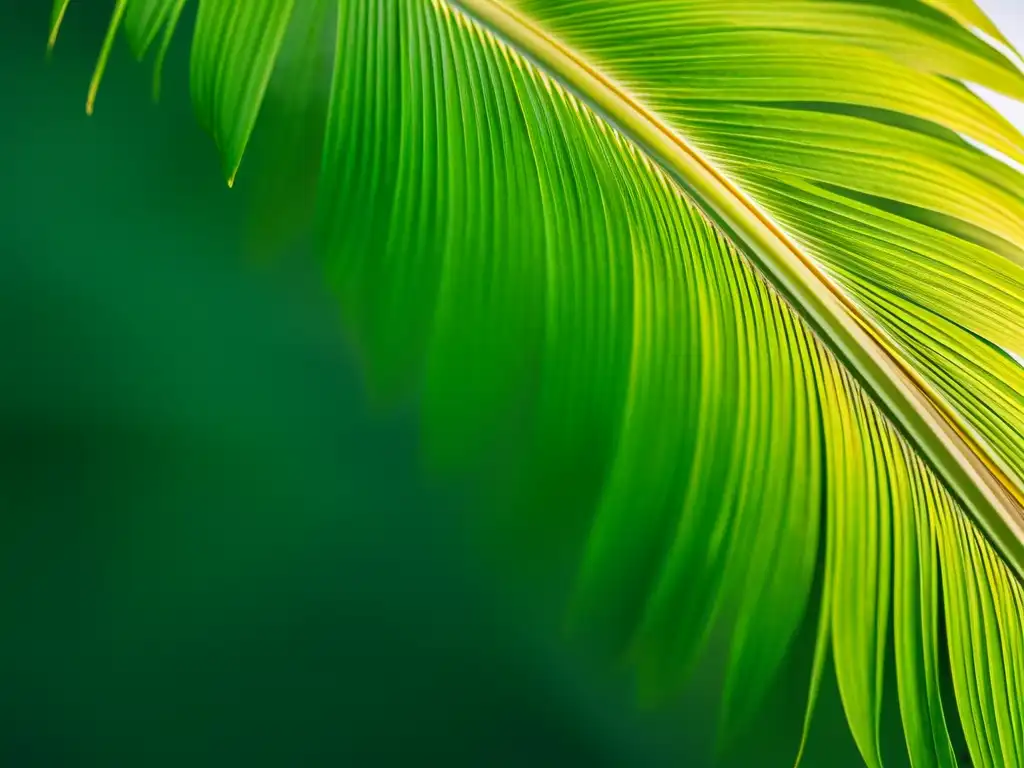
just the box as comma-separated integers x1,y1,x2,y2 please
47,0,1024,765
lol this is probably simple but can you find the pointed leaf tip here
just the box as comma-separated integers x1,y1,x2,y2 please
48,0,70,52
189,0,297,199
86,0,130,116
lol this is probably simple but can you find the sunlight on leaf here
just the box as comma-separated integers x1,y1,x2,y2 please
45,1,1024,765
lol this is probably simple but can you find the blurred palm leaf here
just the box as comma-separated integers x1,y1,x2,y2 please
48,0,1024,765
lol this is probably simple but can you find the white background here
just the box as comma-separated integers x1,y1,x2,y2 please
977,1,1024,133
976,0,1023,365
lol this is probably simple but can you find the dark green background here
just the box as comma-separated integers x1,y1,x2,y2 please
0,5,914,766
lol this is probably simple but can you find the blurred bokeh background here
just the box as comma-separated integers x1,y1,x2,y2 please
6,2,1015,765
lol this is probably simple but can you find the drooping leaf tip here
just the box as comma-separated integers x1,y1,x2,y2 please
47,0,69,53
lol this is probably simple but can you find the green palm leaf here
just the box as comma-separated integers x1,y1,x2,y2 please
48,0,1024,765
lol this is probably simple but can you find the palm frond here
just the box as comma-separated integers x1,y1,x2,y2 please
48,1,1024,765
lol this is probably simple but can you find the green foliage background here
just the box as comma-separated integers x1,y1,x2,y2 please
0,4,934,766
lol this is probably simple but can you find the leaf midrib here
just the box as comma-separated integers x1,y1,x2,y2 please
445,0,1024,579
